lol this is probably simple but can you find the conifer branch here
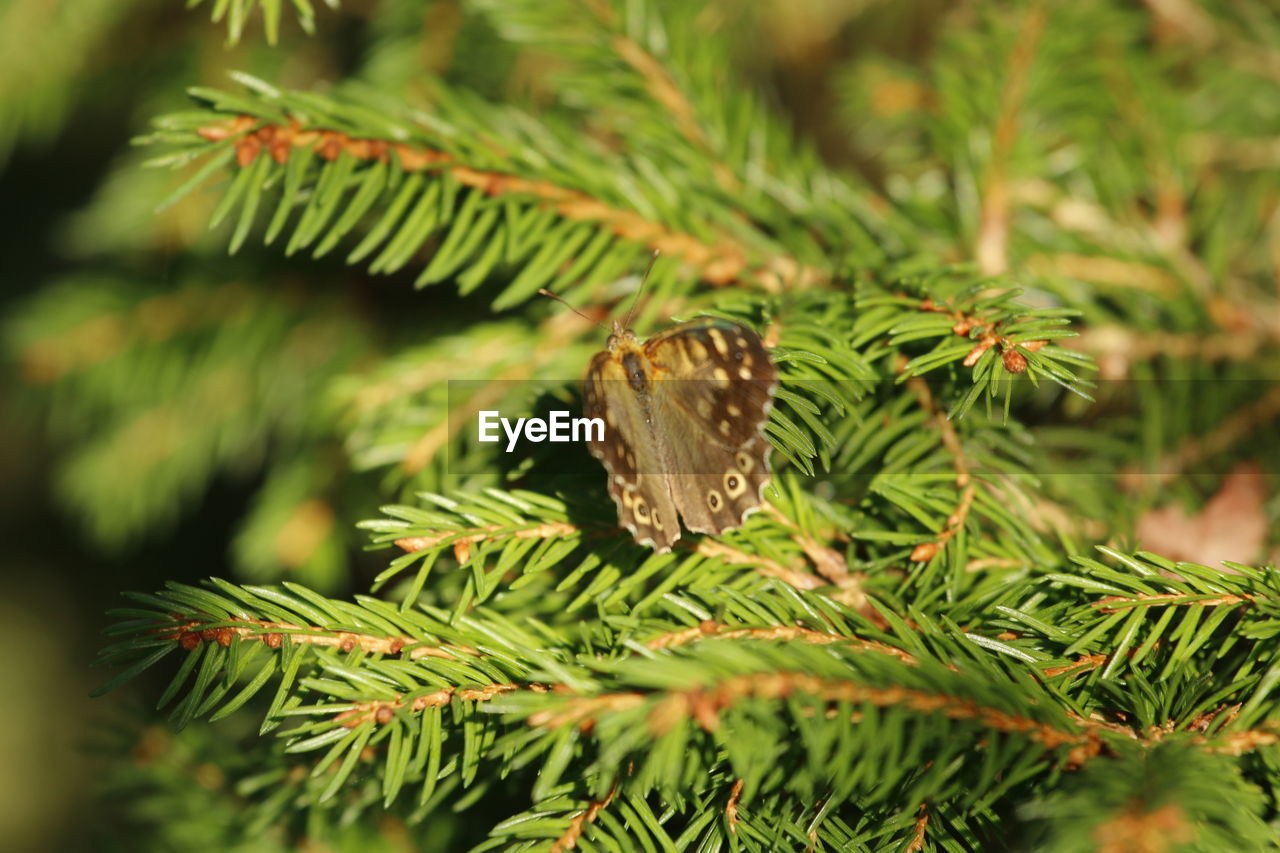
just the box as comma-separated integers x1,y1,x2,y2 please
1141,386,1280,482
549,779,618,853
336,683,541,728
975,1,1047,275
914,294,1050,377
54,0,1278,846
690,540,824,592
1076,324,1280,379
141,81,836,303
586,6,733,190
724,778,745,834
906,803,929,853
905,372,974,563
523,671,1108,765
642,620,918,666
15,282,257,383
395,521,581,565
198,113,778,287
160,614,479,661
1092,591,1263,611
186,0,335,46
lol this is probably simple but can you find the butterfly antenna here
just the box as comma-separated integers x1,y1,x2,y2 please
621,250,661,331
538,288,608,331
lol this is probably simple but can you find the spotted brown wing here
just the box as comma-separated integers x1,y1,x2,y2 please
583,350,682,552
645,320,777,535
643,319,776,449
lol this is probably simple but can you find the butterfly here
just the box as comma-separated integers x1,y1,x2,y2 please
583,317,778,552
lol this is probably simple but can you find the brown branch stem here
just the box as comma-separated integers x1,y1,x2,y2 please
161,615,477,660
197,116,819,291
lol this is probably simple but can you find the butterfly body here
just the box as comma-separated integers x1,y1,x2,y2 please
584,318,777,552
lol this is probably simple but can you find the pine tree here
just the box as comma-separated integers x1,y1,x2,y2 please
5,0,1279,850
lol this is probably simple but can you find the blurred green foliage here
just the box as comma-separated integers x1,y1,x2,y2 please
1,0,1277,850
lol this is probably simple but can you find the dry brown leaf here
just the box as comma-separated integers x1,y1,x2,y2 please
1135,462,1267,566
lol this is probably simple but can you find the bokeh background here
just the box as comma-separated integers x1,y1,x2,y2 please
2,1,1276,850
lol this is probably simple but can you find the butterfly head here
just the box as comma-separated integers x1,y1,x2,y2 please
606,320,638,351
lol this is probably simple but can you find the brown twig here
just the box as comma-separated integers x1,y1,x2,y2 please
531,672,1111,766
1142,0,1280,81
527,693,648,732
975,2,1047,275
336,682,544,728
1041,653,1109,678
1072,324,1280,380
1026,254,1179,297
906,803,929,853
983,475,1109,544
643,619,918,665
916,297,1048,375
906,373,979,562
550,779,619,853
692,539,825,590
725,779,744,834
1203,727,1280,756
1133,385,1280,485
400,362,531,474
161,615,477,660
1092,802,1191,853
1092,591,1260,612
759,504,865,605
196,116,821,291
395,521,580,565
576,0,738,193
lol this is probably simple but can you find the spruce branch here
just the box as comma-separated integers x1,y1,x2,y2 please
974,1,1047,276
642,620,918,666
467,0,907,261
1074,322,1280,380
97,539,1280,842
840,0,1279,346
336,294,870,493
548,778,617,853
57,0,1279,846
5,277,368,561
185,0,337,46
1022,742,1275,852
141,77,837,303
1136,385,1280,484
365,481,862,607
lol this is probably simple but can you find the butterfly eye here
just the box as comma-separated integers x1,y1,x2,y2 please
707,490,722,511
735,451,754,473
634,498,650,524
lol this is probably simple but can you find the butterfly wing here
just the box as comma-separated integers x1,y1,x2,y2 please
644,320,777,448
584,350,682,552
645,320,777,535
655,436,773,535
